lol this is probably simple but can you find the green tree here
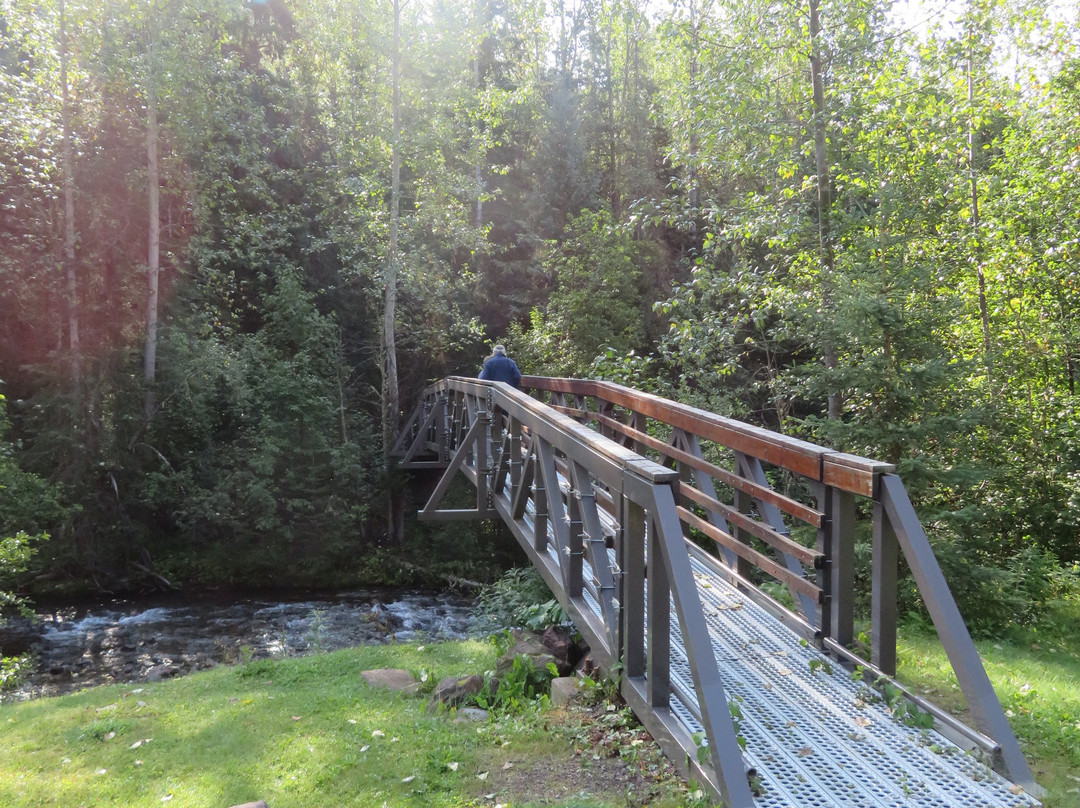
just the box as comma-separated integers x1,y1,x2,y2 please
511,209,656,376
0,389,66,626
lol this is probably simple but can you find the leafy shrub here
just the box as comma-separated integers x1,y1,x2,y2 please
0,653,30,693
475,567,567,631
903,528,1077,637
475,653,557,714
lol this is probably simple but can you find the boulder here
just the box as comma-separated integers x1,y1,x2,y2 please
540,625,583,675
495,630,557,681
360,668,419,694
0,619,41,657
431,674,484,707
549,676,584,707
145,664,179,682
452,707,490,723
228,802,269,808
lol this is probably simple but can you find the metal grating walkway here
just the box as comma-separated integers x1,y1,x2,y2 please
664,549,1038,808
518,491,1038,807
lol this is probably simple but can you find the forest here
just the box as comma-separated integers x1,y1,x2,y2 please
1,0,1079,631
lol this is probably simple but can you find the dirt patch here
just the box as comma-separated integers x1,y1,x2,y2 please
470,704,692,807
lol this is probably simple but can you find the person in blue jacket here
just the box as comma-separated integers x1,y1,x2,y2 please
478,344,522,389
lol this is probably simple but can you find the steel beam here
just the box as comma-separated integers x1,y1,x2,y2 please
647,481,756,808
880,474,1038,794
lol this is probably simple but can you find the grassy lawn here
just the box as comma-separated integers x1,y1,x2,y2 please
0,640,692,808
897,598,1080,808
3,612,1078,808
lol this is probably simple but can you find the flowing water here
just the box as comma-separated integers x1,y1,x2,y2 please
0,588,481,701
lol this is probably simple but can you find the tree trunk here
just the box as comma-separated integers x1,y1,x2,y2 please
967,29,992,384
60,0,80,390
687,0,699,212
808,0,839,420
604,17,617,216
384,0,404,543
143,90,160,422
473,11,483,229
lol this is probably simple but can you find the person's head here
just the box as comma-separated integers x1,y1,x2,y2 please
493,344,507,356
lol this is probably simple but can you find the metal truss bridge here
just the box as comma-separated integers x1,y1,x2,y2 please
393,376,1042,808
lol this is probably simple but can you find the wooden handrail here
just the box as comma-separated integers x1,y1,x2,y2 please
522,375,895,496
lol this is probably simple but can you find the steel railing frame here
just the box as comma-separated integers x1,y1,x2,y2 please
396,377,757,806
394,375,1039,799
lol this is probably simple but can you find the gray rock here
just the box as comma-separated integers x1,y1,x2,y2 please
453,707,490,723
360,668,420,694
495,631,558,681
228,802,269,808
0,619,41,656
540,625,581,675
431,674,484,706
550,676,583,707
145,664,178,682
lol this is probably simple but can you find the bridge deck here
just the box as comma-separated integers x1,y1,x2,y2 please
397,377,1041,807
513,487,1035,808
677,551,1033,808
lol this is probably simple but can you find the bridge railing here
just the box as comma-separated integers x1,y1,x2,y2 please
517,375,1034,790
393,375,1037,799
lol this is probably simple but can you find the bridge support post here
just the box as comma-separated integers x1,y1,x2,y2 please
646,512,670,710
871,497,898,675
533,444,549,553
475,405,491,512
509,417,522,492
827,487,856,649
620,497,645,680
566,482,584,599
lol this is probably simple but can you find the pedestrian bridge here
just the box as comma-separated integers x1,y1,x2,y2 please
392,376,1042,808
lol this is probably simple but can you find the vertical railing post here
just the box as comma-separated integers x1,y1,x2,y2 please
534,450,549,553
573,393,589,422
486,394,502,500
621,496,646,680
438,392,450,462
509,417,522,493
732,485,756,584
813,482,830,638
475,401,490,513
631,411,647,454
599,400,616,440
646,512,670,709
567,485,584,598
827,487,856,649
871,494,898,675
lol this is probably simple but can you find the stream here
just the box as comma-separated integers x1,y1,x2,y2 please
0,588,482,702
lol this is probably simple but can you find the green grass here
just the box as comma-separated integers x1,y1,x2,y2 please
897,598,1080,808
0,641,498,808
0,640,695,808
6,613,1077,808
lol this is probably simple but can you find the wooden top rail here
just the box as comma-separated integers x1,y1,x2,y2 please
522,375,894,498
